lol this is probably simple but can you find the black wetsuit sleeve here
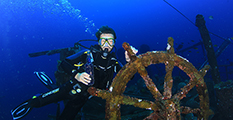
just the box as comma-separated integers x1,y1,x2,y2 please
111,52,123,73
105,58,122,89
115,61,123,73
60,59,77,76
60,53,86,76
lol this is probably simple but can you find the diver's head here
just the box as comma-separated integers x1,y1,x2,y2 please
96,26,116,53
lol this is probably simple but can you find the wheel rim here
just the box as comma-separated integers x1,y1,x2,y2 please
88,37,214,120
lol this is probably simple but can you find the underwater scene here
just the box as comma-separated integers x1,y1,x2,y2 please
0,0,233,120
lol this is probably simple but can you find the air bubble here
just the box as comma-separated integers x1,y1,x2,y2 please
1,0,97,35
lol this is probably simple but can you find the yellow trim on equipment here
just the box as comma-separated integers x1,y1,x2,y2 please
84,50,89,54
74,63,84,67
71,90,77,94
72,69,76,73
101,56,106,59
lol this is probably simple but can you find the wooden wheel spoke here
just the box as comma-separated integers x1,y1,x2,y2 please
141,75,162,100
173,80,196,100
120,95,157,110
181,106,201,114
163,62,174,99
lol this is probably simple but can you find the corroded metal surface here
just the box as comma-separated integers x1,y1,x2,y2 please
88,37,213,120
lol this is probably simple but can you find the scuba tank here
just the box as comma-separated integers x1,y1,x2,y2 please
85,51,95,86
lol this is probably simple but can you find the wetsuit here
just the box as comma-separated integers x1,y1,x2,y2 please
30,45,122,120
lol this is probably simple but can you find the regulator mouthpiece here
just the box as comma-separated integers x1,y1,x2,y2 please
103,48,108,57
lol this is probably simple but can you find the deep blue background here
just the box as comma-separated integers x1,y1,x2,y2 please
0,0,232,119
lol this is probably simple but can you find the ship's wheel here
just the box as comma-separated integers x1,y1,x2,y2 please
88,37,214,120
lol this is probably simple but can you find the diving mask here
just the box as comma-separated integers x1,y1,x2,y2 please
99,37,115,47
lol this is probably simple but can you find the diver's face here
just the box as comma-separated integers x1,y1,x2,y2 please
99,33,115,52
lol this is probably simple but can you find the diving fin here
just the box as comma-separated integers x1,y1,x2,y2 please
34,71,56,90
11,100,32,120
34,71,62,118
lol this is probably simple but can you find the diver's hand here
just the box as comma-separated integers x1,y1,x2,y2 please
125,46,138,62
75,72,91,85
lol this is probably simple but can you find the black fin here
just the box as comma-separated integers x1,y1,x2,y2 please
34,71,56,90
11,100,32,120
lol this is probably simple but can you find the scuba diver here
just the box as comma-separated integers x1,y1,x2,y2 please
11,26,138,120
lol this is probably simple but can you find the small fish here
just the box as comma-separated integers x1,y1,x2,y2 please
230,61,233,65
191,40,195,42
213,45,218,47
193,47,198,50
208,16,214,20
231,37,233,40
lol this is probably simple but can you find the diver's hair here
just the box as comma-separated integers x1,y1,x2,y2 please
95,26,116,40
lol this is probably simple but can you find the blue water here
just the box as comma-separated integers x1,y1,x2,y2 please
0,0,232,119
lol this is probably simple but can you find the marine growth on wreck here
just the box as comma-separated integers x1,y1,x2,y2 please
88,37,213,120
